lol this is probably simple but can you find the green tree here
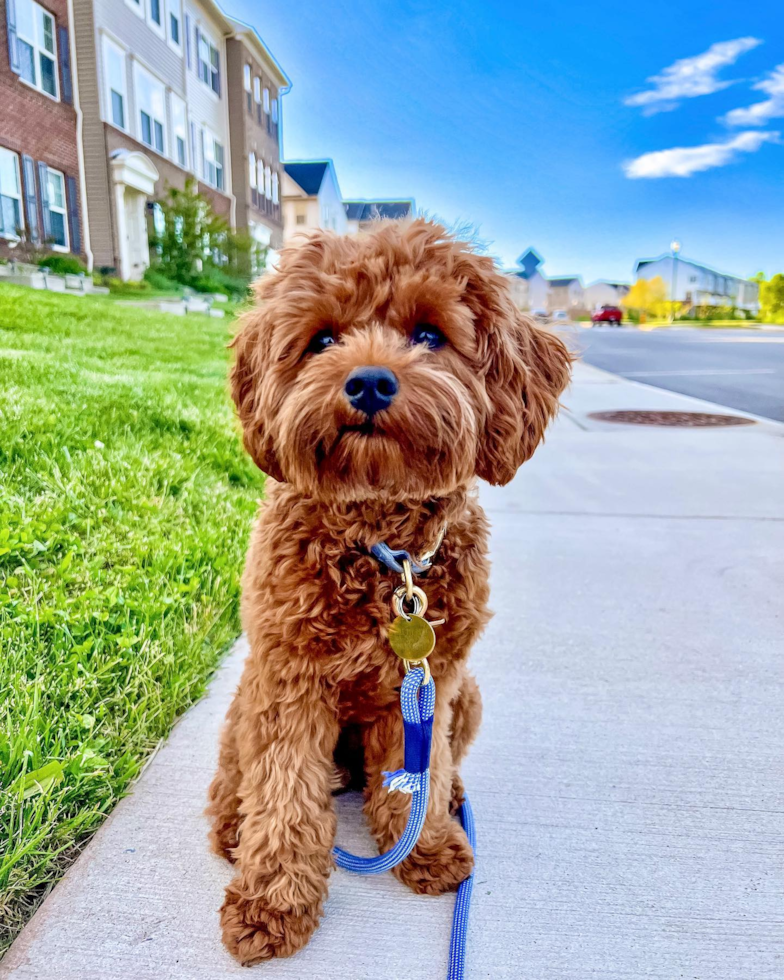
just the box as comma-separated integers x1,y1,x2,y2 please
148,179,265,296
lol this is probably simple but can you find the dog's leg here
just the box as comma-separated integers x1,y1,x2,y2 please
206,696,243,861
362,681,474,896
220,681,339,965
448,671,482,815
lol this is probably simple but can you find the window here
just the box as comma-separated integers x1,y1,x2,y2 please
168,0,182,50
0,149,24,240
171,92,187,167
248,152,256,189
198,33,220,94
16,0,58,99
243,65,251,91
263,87,270,113
253,76,261,103
256,157,264,192
149,0,162,28
202,130,224,190
103,37,127,130
135,64,166,154
46,168,68,250
271,171,279,204
124,0,143,17
271,98,278,123
264,165,271,199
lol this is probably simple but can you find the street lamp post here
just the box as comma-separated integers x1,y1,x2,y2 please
670,239,681,323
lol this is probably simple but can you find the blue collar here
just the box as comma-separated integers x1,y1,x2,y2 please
370,524,446,576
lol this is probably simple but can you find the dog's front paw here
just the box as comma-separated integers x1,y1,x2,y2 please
208,817,240,863
220,886,321,964
395,821,474,896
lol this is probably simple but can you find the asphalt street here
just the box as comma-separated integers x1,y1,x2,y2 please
577,325,784,422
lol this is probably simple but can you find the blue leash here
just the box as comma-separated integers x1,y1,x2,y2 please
333,667,475,978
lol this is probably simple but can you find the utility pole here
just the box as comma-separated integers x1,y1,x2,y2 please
670,239,681,323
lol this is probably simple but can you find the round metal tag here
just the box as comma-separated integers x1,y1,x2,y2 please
388,614,436,661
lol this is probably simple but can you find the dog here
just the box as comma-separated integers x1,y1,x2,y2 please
206,219,572,965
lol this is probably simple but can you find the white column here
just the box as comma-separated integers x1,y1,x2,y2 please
114,181,129,281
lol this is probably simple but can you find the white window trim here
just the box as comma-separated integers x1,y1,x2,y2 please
262,87,270,113
16,0,60,102
271,171,279,204
243,64,251,92
133,60,168,157
0,148,24,241
248,151,256,189
196,27,220,99
124,0,144,20
166,0,183,54
102,34,128,132
256,157,264,192
170,91,188,168
146,0,166,39
264,165,272,200
253,76,261,103
201,126,224,190
47,167,69,252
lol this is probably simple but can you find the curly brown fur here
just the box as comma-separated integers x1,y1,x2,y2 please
206,219,572,963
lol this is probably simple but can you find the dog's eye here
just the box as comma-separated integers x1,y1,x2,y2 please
411,324,446,350
307,329,336,354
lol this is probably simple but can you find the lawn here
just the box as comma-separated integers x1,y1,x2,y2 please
0,285,262,954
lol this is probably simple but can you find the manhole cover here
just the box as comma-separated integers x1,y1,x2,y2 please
587,410,755,427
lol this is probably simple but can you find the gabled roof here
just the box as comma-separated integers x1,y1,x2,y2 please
283,161,331,196
515,247,544,280
548,276,580,287
343,199,414,222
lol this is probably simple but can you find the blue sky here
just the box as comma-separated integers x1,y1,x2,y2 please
234,0,784,283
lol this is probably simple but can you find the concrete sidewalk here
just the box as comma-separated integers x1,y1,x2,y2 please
3,363,783,979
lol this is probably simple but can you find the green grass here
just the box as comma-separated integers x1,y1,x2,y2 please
0,284,263,954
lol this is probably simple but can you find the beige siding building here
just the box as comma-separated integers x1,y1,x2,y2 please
282,160,346,240
73,0,235,279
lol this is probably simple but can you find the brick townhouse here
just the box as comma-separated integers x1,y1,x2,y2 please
1,0,86,261
225,16,289,269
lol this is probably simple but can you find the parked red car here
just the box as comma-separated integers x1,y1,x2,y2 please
591,305,623,325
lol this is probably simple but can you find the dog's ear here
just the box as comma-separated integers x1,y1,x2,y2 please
469,267,573,486
229,303,286,483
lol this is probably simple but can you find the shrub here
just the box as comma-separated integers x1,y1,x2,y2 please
107,278,151,294
142,267,182,292
37,254,86,276
191,270,250,299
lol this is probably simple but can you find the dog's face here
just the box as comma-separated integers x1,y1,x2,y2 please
232,220,572,502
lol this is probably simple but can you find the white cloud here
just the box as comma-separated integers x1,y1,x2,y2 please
624,38,762,113
623,130,779,179
722,63,784,126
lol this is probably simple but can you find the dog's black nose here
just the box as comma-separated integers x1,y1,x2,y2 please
344,366,399,418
